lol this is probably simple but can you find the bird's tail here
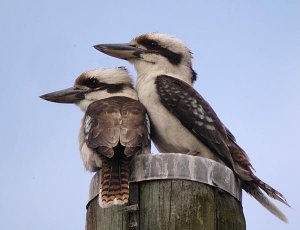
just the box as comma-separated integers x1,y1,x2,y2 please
229,141,289,222
99,153,131,208
243,179,289,223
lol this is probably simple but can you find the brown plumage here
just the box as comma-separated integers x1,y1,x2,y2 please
84,97,150,207
40,67,150,208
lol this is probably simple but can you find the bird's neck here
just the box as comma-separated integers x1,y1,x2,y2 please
134,62,194,89
77,88,138,112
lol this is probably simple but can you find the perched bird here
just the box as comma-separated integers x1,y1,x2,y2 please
40,67,150,208
94,33,289,221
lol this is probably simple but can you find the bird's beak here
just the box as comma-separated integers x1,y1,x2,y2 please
40,87,86,104
93,43,143,60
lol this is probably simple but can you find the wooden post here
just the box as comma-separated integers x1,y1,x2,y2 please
86,154,246,230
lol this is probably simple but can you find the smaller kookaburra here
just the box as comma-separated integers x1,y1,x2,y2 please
94,33,289,221
40,67,150,208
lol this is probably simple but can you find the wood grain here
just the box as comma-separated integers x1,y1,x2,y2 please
86,179,246,230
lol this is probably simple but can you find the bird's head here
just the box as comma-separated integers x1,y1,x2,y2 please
40,67,137,111
94,33,197,84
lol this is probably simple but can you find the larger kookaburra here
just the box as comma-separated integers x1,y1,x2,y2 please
40,67,150,208
94,33,289,221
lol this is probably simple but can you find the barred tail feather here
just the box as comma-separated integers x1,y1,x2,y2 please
243,182,288,223
99,153,131,208
252,176,290,207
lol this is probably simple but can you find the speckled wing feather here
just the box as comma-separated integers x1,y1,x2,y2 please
84,97,150,208
85,99,122,158
119,99,151,157
155,75,235,168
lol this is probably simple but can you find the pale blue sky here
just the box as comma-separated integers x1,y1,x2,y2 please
0,1,299,229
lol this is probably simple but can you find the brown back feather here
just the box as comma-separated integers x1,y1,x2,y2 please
84,97,150,207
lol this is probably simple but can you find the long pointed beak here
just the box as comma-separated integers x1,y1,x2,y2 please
93,43,143,60
40,87,86,104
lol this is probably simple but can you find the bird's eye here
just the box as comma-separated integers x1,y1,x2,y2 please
86,78,99,88
150,42,158,49
140,39,161,50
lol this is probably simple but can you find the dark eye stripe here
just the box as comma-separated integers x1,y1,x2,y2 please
84,78,100,88
138,38,182,65
139,39,161,50
191,68,197,82
80,77,134,94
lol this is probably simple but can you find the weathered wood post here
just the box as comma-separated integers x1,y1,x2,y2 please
86,153,246,230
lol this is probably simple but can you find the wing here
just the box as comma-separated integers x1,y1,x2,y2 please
119,98,151,157
84,97,150,158
84,99,122,158
155,75,235,168
225,127,236,143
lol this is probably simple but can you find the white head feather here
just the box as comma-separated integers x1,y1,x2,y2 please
129,33,196,86
79,67,133,85
75,67,138,111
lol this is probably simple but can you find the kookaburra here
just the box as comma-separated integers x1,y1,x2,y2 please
40,67,150,208
94,33,289,221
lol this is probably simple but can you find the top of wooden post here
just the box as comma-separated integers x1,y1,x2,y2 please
88,153,242,205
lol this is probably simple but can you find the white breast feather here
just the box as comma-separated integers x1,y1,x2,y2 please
79,118,101,171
